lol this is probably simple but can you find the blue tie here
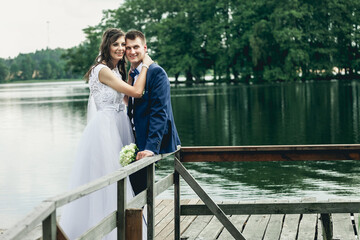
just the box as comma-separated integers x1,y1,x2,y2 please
128,69,137,135
130,68,139,79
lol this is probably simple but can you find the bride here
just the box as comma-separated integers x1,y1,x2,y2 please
59,28,153,239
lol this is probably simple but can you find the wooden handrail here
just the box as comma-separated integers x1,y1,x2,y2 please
3,201,55,240
2,152,175,240
180,144,360,162
49,153,170,208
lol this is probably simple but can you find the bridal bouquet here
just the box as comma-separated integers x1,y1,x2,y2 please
119,143,138,166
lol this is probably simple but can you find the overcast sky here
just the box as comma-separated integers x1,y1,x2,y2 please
0,0,124,59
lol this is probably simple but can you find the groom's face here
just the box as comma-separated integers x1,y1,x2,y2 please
125,37,147,66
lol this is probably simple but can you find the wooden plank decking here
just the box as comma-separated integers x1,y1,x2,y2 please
3,198,359,239
155,199,359,240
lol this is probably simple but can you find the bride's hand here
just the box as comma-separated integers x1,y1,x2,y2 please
143,54,154,67
127,70,133,84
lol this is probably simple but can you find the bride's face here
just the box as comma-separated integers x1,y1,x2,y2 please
110,36,126,64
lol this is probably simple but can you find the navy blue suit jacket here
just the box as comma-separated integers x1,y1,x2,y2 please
128,63,181,194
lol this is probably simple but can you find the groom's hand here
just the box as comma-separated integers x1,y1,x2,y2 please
136,150,154,160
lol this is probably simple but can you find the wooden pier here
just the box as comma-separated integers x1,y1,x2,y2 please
154,198,359,240
3,144,360,240
3,197,358,239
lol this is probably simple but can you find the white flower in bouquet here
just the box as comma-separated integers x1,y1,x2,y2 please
119,143,138,166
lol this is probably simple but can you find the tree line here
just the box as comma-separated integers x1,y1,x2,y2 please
0,48,80,83
65,0,360,84
1,0,360,84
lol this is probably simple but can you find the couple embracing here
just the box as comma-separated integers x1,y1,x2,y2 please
60,29,180,239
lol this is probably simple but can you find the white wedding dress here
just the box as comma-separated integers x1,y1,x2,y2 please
60,64,147,239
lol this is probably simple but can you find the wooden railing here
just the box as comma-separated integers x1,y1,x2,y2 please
180,144,360,162
2,152,176,240
175,144,360,240
3,144,360,240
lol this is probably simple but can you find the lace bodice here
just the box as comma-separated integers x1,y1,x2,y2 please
88,64,125,112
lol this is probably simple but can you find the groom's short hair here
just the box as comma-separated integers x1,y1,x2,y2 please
125,30,146,44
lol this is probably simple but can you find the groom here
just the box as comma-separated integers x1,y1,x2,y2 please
125,30,181,195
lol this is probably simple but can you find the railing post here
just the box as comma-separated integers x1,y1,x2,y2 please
117,177,127,240
174,151,181,240
126,208,143,240
42,210,56,240
147,163,155,239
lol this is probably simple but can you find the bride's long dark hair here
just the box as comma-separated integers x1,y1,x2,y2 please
84,28,127,82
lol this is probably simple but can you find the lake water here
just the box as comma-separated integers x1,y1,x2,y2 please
1,80,360,228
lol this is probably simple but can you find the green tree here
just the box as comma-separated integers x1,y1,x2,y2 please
39,59,53,79
329,0,360,77
0,61,9,82
154,2,202,83
10,62,20,80
62,0,360,82
18,54,34,80
268,1,309,81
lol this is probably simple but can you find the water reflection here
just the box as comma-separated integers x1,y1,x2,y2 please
164,81,360,200
1,80,360,228
156,158,360,201
171,81,360,146
0,81,89,228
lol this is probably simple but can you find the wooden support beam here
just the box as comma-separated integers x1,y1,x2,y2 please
174,152,181,240
175,158,246,240
125,209,143,240
180,144,360,162
117,178,127,240
147,163,155,239
180,201,360,215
